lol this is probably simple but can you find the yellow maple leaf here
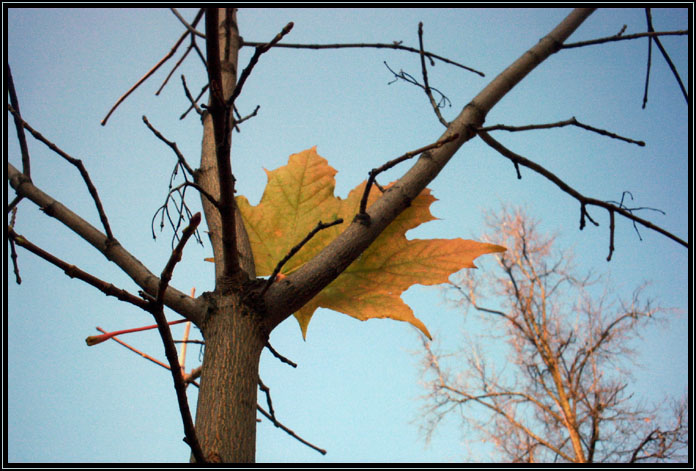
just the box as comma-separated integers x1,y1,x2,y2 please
237,146,505,339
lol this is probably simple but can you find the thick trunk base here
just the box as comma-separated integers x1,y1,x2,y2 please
192,293,266,463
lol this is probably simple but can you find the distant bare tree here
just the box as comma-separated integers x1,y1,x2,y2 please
420,207,688,463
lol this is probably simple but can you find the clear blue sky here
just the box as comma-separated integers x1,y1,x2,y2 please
6,8,689,463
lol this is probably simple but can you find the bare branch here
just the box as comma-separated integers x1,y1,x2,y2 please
262,8,597,328
384,61,452,114
8,226,150,309
7,162,202,323
6,63,31,181
358,133,459,220
227,21,294,110
264,342,298,368
476,130,687,251
561,29,688,49
142,115,196,177
480,117,645,147
242,39,486,77
171,8,205,38
180,75,204,116
261,218,344,297
101,9,205,125
257,405,327,455
7,105,115,240
418,22,449,127
149,212,205,463
644,9,688,105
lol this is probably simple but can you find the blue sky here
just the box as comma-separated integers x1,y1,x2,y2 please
6,8,689,463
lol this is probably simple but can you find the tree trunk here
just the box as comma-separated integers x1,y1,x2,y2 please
192,8,264,462
192,292,267,463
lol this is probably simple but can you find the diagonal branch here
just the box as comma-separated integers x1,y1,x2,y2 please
7,105,114,240
6,64,31,182
101,9,205,125
7,226,150,311
358,134,460,219
227,21,294,110
149,212,205,463
142,115,196,177
257,405,327,455
476,130,687,254
7,162,202,324
418,22,449,127
644,9,688,105
261,218,343,296
261,8,598,330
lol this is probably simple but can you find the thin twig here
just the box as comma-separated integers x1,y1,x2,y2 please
6,63,32,180
476,130,688,254
480,117,645,147
156,41,193,96
257,405,327,455
418,22,449,127
142,115,196,176
258,378,276,419
87,319,188,346
233,104,261,130
7,105,115,240
561,29,688,49
9,212,21,284
96,327,172,369
150,212,205,463
358,134,459,219
180,75,204,116
228,21,294,109
642,15,654,109
180,83,209,120
7,227,148,309
607,190,666,241
261,218,344,296
384,61,451,112
242,40,485,77
265,342,298,368
171,8,205,38
95,326,200,388
101,9,205,125
607,209,616,261
644,9,688,105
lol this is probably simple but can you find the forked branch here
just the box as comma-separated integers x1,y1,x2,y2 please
476,130,687,258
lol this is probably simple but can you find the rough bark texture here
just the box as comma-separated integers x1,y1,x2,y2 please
191,9,262,463
193,292,267,463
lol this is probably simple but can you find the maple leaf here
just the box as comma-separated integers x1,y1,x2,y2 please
237,147,506,339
